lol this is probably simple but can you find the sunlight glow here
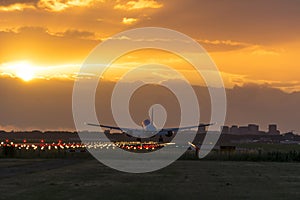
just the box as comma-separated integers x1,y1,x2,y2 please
10,61,35,81
0,61,84,81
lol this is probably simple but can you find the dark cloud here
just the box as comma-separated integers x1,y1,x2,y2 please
0,77,74,130
226,84,300,132
1,1,299,46
0,77,299,133
61,29,96,39
0,0,38,6
17,26,47,34
135,0,300,45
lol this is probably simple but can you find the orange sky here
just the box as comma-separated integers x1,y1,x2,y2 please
0,0,299,91
0,0,300,132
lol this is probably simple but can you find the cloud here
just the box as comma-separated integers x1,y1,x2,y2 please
114,0,163,10
0,0,103,12
37,0,102,12
0,0,38,6
242,80,300,94
219,70,300,93
137,0,300,46
0,77,75,130
196,39,251,52
13,26,98,40
0,2,36,11
225,84,300,132
54,29,97,40
0,60,82,80
198,39,250,47
249,46,280,56
17,26,47,33
122,17,138,25
0,76,299,133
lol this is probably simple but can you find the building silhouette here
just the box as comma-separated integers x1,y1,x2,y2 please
268,124,280,135
221,124,280,135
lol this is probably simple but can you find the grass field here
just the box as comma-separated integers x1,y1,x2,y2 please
0,159,299,200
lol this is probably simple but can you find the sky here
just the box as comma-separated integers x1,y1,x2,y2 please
0,0,299,132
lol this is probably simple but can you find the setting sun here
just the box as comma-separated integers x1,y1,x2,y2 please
15,62,35,82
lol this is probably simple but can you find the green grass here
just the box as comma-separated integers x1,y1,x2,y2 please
0,159,299,200
237,143,300,152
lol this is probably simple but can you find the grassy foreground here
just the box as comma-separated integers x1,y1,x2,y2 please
0,159,299,200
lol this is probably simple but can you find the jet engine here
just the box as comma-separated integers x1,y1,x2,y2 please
166,130,173,137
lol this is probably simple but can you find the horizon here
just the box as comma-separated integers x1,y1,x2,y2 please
0,123,297,135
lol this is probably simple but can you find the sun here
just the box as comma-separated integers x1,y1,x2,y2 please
12,61,35,81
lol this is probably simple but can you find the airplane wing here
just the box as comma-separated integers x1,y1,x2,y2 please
86,122,214,134
85,123,141,132
159,123,214,132
86,123,122,130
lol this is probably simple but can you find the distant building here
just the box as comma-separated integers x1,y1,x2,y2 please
283,132,295,140
239,126,249,134
268,124,280,135
248,124,259,134
223,124,280,135
221,126,229,134
230,125,239,134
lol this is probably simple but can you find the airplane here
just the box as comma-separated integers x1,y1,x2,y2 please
86,108,213,139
